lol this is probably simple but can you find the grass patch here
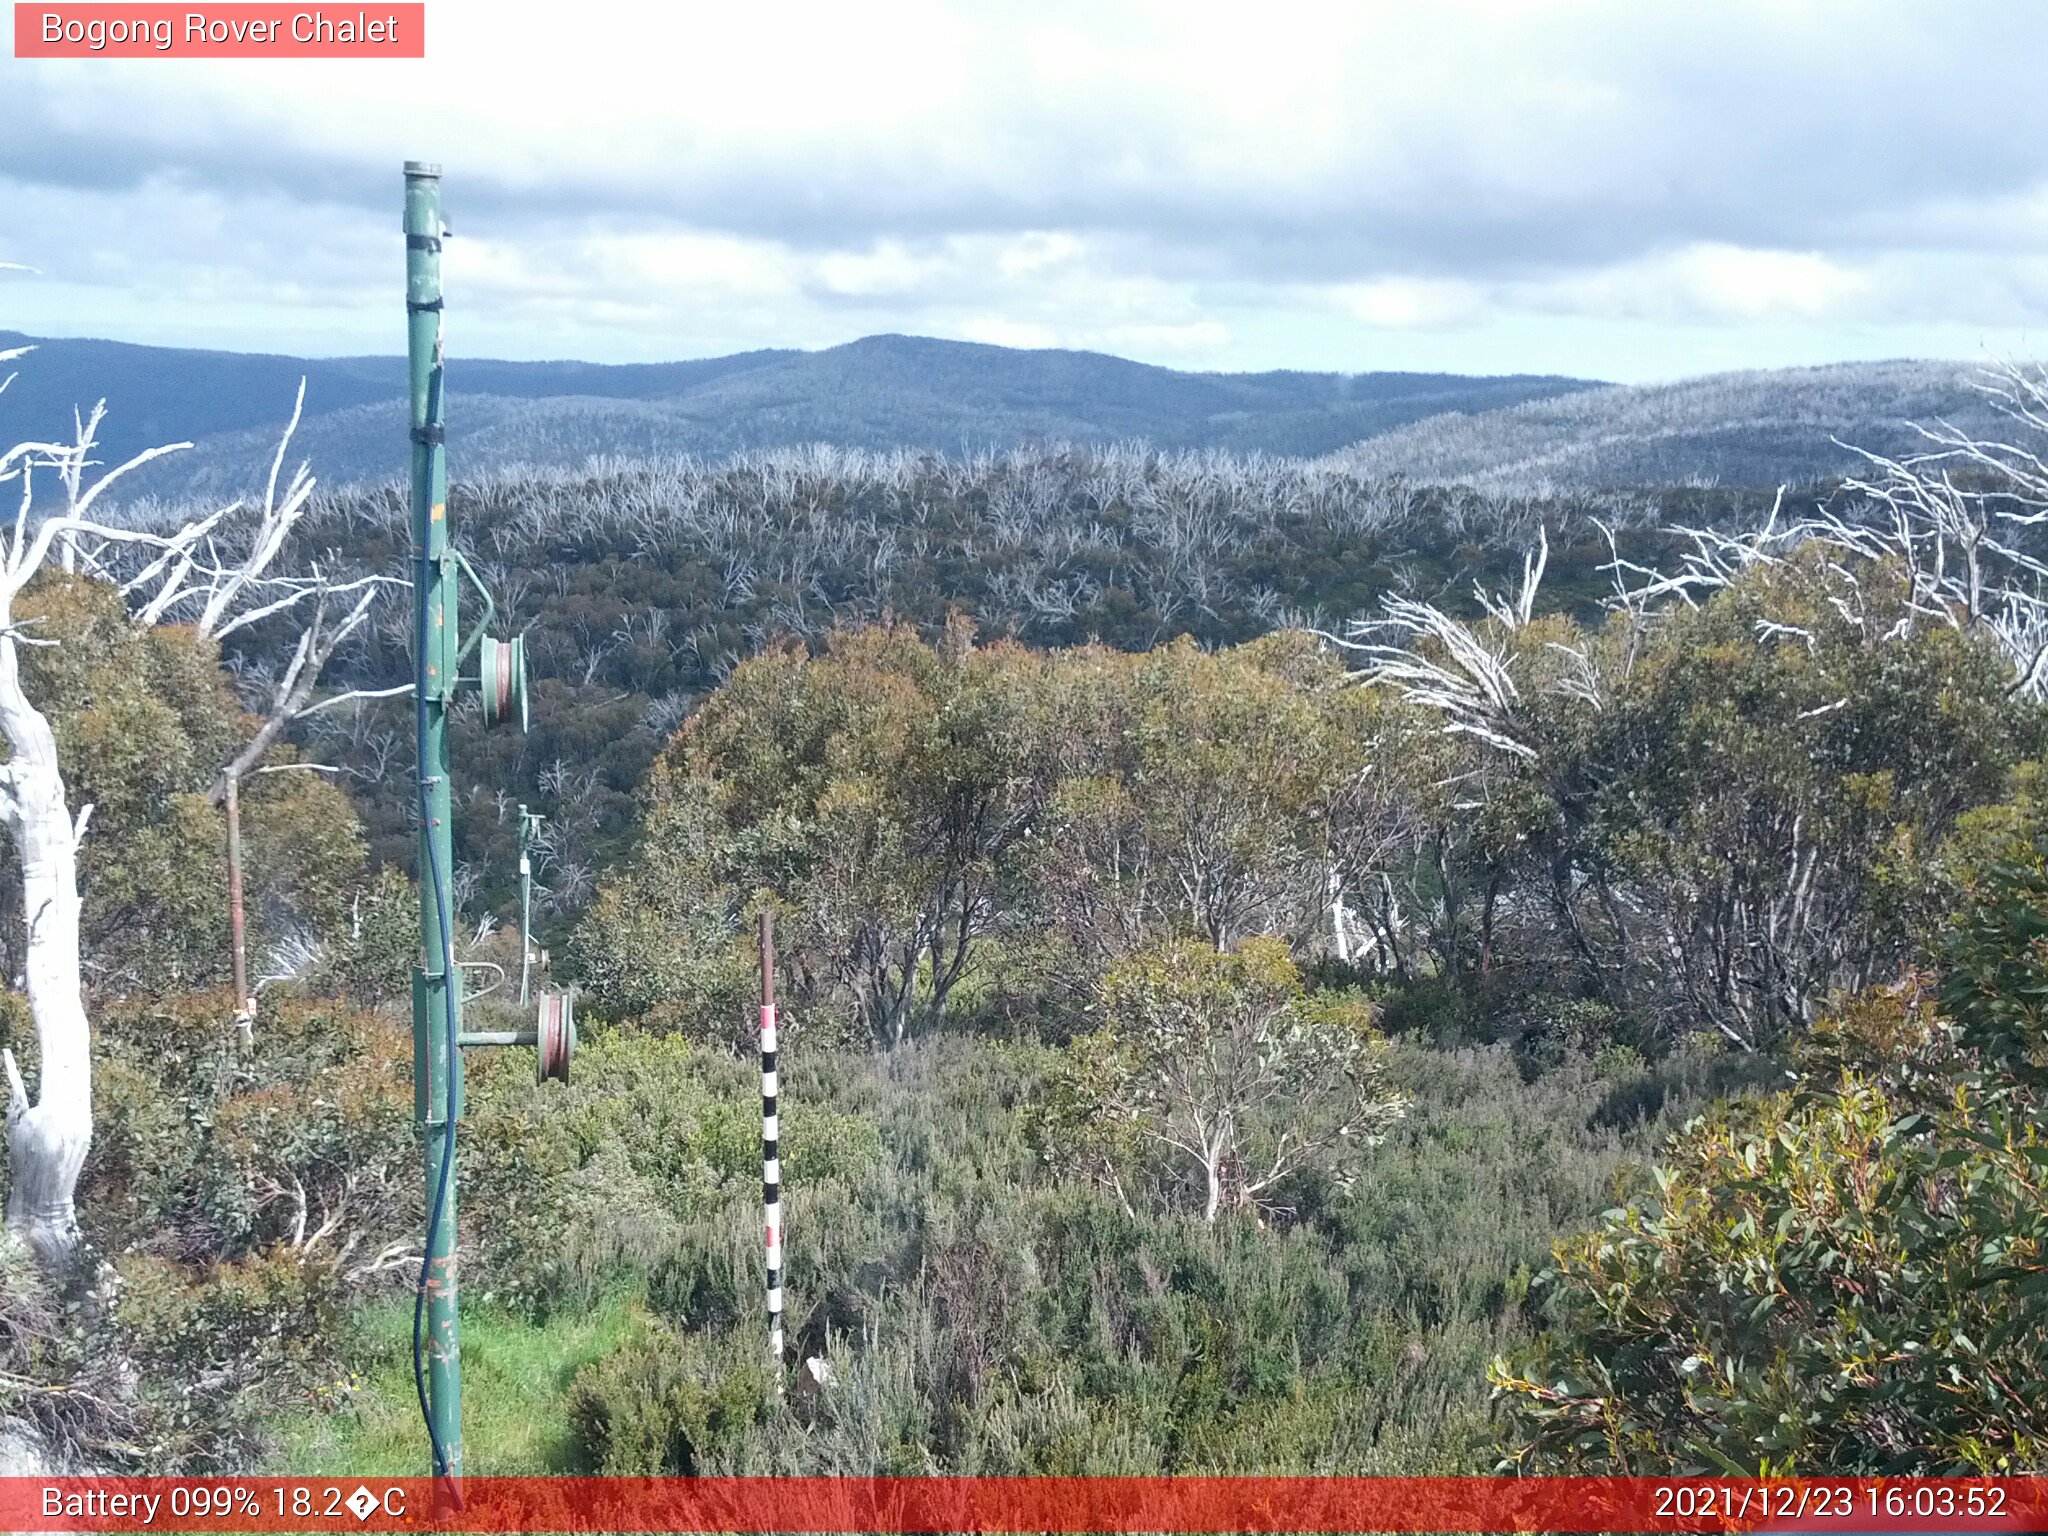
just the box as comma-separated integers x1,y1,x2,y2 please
267,1289,653,1475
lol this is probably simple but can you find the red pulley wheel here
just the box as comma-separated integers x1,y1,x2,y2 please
536,990,575,1085
478,634,528,732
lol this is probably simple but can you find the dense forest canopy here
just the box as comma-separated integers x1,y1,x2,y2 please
209,446,1769,932
575,543,2039,1063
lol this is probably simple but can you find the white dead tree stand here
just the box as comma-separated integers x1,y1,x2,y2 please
1331,359,2048,1044
0,346,394,1265
164,382,408,1019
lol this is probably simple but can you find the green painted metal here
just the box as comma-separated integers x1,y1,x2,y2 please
457,993,575,1085
456,1028,529,1048
405,159,463,1484
450,547,495,670
412,967,466,1122
404,160,562,1486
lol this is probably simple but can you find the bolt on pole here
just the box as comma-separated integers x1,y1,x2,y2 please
405,158,463,1486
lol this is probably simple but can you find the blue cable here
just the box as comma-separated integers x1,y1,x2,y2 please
410,367,462,1494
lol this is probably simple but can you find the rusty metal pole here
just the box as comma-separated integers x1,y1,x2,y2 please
759,908,784,1387
224,773,250,1033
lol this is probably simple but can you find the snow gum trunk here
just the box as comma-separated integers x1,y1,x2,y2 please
0,635,92,1268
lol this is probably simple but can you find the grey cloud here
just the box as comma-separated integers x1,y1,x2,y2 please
7,1,2048,344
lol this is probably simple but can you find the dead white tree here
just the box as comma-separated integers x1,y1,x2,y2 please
151,382,409,803
1322,525,1559,761
0,358,395,1264
1598,360,2048,693
133,383,405,1017
0,360,199,1264
1327,359,2048,1046
1355,354,2048,752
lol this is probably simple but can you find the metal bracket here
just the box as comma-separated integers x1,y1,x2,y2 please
449,547,495,671
454,992,575,1085
457,958,504,1001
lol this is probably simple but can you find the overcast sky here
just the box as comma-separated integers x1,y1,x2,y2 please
5,0,2048,382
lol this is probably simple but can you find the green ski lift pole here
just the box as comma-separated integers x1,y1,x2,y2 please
405,159,463,1487
405,163,568,1489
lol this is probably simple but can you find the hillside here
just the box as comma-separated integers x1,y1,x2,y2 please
261,447,1731,925
8,330,2031,500
1327,358,2020,491
0,331,1593,500
23,399,2048,1482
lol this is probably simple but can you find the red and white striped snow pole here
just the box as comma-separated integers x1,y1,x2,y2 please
758,909,784,1385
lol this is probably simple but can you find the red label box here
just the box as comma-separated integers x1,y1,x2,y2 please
2,1476,2047,1533
13,3,425,56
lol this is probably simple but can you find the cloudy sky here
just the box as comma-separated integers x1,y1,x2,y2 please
5,0,2048,382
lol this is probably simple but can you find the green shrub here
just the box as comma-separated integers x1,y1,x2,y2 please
622,1031,1647,1475
317,865,418,1004
60,991,415,1467
1372,978,1484,1046
566,1325,769,1474
88,991,413,1267
1493,1066,2048,1473
464,1031,882,1314
117,1248,351,1465
1039,940,1406,1222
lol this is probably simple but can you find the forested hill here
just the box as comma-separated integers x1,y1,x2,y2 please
1330,358,2018,492
259,446,1750,931
4,331,2025,499
0,330,1593,498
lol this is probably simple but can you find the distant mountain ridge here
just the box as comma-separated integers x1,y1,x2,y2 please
1,330,2026,500
1326,358,2023,493
0,330,1595,501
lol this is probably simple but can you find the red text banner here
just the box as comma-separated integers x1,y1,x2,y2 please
1,1476,2045,1533
14,4,424,57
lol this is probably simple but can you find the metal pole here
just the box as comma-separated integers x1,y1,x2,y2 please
759,908,784,1386
517,805,538,1005
405,159,462,1485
